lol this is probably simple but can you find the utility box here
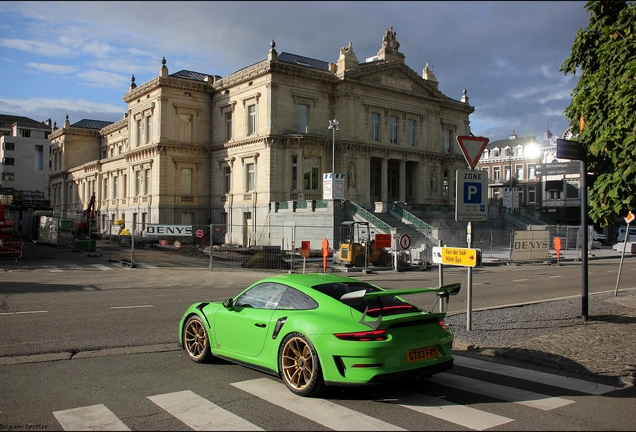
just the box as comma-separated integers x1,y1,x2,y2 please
75,239,96,252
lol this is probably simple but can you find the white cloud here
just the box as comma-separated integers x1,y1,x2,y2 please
27,63,77,74
0,96,125,115
81,41,115,59
0,38,73,57
76,69,130,89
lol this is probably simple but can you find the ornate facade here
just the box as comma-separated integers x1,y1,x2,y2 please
49,29,474,244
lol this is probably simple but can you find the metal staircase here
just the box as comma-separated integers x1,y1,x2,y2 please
345,201,437,262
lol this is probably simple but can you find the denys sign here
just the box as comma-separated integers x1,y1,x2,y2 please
512,230,550,262
145,224,193,236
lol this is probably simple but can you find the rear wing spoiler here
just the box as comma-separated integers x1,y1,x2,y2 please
340,283,461,330
340,283,461,305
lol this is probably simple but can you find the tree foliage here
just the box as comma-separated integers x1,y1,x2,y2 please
560,1,636,226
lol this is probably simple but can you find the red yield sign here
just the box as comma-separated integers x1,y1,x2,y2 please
456,136,489,169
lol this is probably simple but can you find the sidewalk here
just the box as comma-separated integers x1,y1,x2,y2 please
448,288,636,388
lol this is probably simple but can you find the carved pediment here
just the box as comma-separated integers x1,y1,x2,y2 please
353,63,443,99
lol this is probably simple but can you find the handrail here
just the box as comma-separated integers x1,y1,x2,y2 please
346,201,391,233
389,203,433,236
505,208,534,226
527,209,556,225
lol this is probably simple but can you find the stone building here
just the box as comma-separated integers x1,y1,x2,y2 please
476,130,543,210
0,114,52,200
49,28,474,246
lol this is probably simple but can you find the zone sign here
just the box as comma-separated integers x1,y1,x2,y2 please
455,168,488,222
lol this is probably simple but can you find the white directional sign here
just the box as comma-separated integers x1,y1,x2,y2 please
455,169,488,222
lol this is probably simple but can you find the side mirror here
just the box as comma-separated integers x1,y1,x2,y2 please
223,298,234,309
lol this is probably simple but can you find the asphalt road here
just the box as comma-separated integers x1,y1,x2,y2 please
2,243,636,430
1,243,635,358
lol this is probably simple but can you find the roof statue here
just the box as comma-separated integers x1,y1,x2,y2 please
376,26,405,62
382,26,400,52
340,41,353,55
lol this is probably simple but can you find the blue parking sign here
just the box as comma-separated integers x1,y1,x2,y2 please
456,168,488,222
464,182,482,204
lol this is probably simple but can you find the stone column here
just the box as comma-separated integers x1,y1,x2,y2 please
381,158,388,204
399,159,406,202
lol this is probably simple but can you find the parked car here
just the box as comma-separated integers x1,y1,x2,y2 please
617,227,636,243
593,230,607,244
179,273,460,397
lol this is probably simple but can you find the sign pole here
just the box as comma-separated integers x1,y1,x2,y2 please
209,223,213,272
580,160,588,322
467,221,473,331
615,222,629,296
437,239,444,312
615,213,634,296
455,135,489,332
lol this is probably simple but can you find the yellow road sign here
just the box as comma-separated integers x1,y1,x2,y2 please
432,247,480,267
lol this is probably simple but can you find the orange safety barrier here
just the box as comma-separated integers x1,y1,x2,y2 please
0,239,23,262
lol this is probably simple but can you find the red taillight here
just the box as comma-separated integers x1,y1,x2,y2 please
438,321,448,331
334,329,388,341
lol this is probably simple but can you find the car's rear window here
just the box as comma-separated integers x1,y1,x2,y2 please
312,282,420,317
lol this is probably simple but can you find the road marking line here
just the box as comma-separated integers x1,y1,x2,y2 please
148,390,262,431
110,305,153,309
453,356,618,395
41,265,63,272
426,373,574,410
2,310,49,315
66,264,84,270
91,264,113,271
233,378,404,430
512,279,529,282
382,389,513,430
134,262,158,269
548,275,563,278
53,404,130,431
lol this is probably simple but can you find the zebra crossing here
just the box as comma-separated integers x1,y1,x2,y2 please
51,356,620,431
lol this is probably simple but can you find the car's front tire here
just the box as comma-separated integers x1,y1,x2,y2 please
183,315,211,363
279,332,325,397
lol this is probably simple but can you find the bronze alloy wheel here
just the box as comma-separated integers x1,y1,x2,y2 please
184,316,210,363
279,333,325,396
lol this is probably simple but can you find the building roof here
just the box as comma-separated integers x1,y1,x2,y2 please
70,119,114,130
487,136,539,149
0,114,48,128
170,70,209,81
278,52,330,71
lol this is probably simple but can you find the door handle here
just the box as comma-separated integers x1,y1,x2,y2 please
255,323,266,328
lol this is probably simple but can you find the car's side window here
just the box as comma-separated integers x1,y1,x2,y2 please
277,287,318,310
234,282,287,310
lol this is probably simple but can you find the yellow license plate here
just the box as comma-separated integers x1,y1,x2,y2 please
406,346,439,363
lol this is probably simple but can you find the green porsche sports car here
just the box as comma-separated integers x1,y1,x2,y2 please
179,273,460,397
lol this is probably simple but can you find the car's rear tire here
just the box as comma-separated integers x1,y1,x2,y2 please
279,332,325,397
183,315,211,363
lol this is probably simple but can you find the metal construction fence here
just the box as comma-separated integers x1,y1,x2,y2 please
0,239,23,262
35,214,590,270
438,224,590,263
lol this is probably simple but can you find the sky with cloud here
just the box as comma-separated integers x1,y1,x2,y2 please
0,1,590,142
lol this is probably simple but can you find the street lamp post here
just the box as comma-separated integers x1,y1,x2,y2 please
507,147,513,211
508,147,513,188
328,119,339,174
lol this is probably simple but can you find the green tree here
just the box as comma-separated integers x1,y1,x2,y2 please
560,1,636,226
